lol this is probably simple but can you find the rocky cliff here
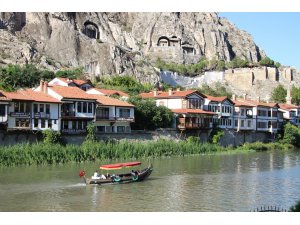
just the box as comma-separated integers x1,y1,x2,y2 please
0,12,266,83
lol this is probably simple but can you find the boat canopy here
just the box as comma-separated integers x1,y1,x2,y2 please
99,162,142,170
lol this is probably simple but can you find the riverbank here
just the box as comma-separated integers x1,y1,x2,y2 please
0,139,295,167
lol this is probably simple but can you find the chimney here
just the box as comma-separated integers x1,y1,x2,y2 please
168,88,172,96
243,93,247,100
153,89,157,97
256,96,260,102
176,87,180,91
286,85,292,104
232,94,236,101
40,80,44,92
44,81,48,94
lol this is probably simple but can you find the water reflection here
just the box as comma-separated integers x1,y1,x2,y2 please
0,150,300,211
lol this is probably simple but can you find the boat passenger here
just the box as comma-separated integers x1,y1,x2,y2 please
92,171,100,179
100,174,106,179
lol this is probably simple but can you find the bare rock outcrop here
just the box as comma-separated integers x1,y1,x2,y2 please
0,12,266,83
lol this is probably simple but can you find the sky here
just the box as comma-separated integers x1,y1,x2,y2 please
219,12,300,69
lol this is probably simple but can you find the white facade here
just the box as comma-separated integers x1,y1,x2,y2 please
31,102,60,131
205,99,234,129
94,105,134,133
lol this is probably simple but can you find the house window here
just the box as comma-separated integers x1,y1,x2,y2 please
53,120,57,125
83,102,87,113
188,99,201,109
234,120,238,127
15,118,30,127
247,120,251,128
34,119,38,128
241,120,244,127
40,104,44,113
63,121,69,130
41,119,46,128
117,126,125,133
77,102,82,113
46,104,50,114
97,126,105,133
119,108,130,118
97,108,109,118
82,121,87,130
72,121,76,129
33,104,38,113
88,103,93,113
48,120,52,129
78,121,83,130
0,105,5,116
241,109,245,116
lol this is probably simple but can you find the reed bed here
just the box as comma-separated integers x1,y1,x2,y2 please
0,139,226,166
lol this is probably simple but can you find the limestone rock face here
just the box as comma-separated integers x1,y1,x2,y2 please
0,12,266,82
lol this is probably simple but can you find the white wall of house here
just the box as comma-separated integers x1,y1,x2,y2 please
86,88,104,95
31,103,60,131
48,78,68,86
155,98,182,109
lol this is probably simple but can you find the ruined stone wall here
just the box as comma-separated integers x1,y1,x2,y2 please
225,70,254,91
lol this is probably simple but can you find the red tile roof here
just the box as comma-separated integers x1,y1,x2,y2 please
22,89,61,103
0,92,11,102
171,109,215,115
88,94,134,107
278,103,300,111
92,88,129,97
57,77,89,86
204,95,234,104
50,86,97,100
140,90,202,99
1,90,33,101
232,100,256,107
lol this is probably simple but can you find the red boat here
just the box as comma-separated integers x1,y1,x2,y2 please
79,161,153,185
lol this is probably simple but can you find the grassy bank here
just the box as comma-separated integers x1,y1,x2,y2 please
0,139,295,167
0,139,226,166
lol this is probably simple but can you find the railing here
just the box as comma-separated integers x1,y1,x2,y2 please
116,117,135,122
10,112,30,117
61,112,76,117
62,129,86,134
96,116,115,121
178,123,210,129
33,112,50,119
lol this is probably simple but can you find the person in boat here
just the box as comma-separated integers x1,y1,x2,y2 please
92,171,99,179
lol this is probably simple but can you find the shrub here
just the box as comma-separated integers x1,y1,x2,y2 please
42,129,61,144
282,123,300,147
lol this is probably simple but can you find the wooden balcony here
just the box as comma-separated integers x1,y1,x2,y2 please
177,117,211,130
61,111,76,118
96,116,116,121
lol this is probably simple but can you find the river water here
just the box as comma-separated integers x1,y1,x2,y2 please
1,150,300,212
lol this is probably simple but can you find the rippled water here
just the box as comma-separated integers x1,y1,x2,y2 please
1,150,300,212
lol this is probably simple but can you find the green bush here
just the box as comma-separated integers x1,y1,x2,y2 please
289,200,300,212
42,129,62,144
209,127,224,144
282,123,300,147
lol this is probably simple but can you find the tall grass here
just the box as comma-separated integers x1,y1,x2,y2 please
0,139,226,167
0,139,294,167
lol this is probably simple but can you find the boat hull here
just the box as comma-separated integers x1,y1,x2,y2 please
83,164,153,185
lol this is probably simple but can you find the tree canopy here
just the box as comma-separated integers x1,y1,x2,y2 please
271,84,286,103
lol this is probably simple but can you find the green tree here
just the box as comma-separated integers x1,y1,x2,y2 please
291,85,300,105
271,85,286,103
282,123,300,147
259,57,275,67
85,123,96,142
128,97,173,130
55,67,84,79
0,64,55,91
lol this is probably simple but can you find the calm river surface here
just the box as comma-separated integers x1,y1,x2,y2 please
1,150,300,212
